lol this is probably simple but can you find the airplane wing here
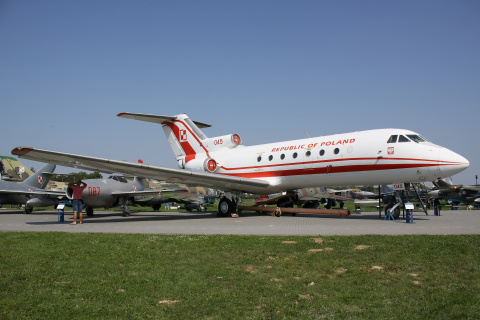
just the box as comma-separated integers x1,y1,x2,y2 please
0,189,65,196
302,193,352,201
254,192,295,205
111,189,184,197
463,186,480,192
11,147,270,192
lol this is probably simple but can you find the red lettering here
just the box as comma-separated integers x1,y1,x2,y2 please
88,187,100,197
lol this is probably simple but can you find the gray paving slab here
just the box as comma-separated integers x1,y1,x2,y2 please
1,208,479,235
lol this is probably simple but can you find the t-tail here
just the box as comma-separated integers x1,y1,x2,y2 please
118,113,243,172
21,163,56,189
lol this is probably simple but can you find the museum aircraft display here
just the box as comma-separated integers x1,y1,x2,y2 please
132,181,217,212
1,156,34,181
63,175,177,216
0,163,62,213
429,181,480,206
12,112,469,216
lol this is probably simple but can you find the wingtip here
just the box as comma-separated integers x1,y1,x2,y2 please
117,112,126,117
11,147,33,156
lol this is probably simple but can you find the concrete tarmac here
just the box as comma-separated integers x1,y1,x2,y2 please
0,208,479,235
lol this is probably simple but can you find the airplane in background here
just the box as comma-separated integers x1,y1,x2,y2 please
331,188,376,200
132,181,217,212
1,156,34,181
0,163,63,213
429,179,480,206
253,187,355,212
63,174,174,216
12,112,469,216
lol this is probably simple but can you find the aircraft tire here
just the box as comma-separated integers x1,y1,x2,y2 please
25,208,33,214
303,201,320,209
385,204,401,220
218,198,236,217
86,207,94,217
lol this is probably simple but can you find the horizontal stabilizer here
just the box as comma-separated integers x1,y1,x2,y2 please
117,112,211,128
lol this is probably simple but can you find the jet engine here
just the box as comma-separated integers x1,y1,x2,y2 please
201,134,242,152
184,157,219,173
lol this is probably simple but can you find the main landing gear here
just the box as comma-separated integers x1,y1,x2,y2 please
217,192,240,217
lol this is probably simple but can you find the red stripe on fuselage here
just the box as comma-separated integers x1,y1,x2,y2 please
219,162,442,179
219,156,464,172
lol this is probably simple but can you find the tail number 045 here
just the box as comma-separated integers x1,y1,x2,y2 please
88,187,100,196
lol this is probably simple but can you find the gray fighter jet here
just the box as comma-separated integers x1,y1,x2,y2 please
0,163,62,213
65,175,171,216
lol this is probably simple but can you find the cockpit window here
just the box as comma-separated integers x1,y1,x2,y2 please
398,135,411,143
406,135,426,143
387,135,398,143
108,175,128,183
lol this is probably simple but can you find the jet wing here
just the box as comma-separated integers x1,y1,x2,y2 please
0,189,65,196
463,186,480,192
11,147,270,192
111,189,184,197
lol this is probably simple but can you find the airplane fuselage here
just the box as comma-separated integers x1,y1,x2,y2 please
66,176,143,208
190,129,467,194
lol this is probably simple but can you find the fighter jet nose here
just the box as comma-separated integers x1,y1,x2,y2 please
438,148,469,178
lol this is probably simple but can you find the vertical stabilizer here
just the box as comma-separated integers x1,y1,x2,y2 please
161,114,211,164
21,163,56,189
0,156,34,181
117,113,212,168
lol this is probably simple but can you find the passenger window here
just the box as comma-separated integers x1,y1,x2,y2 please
387,135,398,143
334,148,340,155
257,156,262,162
398,135,410,143
305,150,311,157
280,154,285,160
268,155,273,161
319,149,325,156
293,152,298,159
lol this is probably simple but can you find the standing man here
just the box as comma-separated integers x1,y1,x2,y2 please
69,180,87,225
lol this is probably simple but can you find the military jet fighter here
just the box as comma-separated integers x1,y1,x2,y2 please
1,156,34,181
132,181,216,212
429,181,480,206
0,163,62,213
65,174,176,216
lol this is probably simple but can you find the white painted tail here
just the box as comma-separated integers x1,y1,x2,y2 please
118,112,243,170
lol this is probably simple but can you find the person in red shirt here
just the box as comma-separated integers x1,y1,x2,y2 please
68,180,87,224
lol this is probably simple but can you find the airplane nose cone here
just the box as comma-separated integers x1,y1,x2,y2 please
438,148,469,178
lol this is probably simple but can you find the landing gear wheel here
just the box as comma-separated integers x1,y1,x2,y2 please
218,198,236,217
86,207,94,217
385,204,401,220
303,201,319,209
25,208,33,214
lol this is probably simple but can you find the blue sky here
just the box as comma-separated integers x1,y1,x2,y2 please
1,1,479,185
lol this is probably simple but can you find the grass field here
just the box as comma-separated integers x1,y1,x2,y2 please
1,232,479,319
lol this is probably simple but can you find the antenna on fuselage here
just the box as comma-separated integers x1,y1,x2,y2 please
305,132,311,138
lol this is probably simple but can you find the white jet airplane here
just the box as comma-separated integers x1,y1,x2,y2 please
12,112,469,216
